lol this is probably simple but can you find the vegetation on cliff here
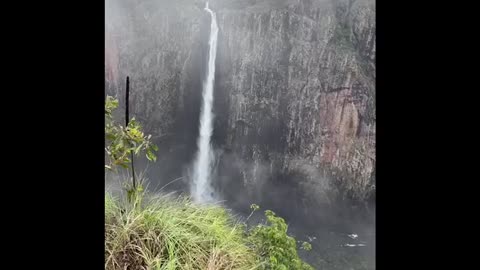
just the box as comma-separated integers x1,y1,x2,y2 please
105,192,313,270
105,96,313,270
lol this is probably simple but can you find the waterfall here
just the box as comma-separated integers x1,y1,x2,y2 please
191,2,219,203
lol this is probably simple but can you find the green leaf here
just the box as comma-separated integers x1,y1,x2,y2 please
146,149,156,162
134,145,142,155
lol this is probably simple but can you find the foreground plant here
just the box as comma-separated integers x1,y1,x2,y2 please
105,95,157,171
105,192,314,270
246,206,314,270
105,193,258,270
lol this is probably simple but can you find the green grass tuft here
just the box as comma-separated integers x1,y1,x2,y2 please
105,193,260,270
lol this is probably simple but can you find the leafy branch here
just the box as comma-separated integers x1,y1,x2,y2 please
105,96,158,171
246,205,314,270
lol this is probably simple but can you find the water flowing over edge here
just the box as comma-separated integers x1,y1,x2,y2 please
190,2,219,203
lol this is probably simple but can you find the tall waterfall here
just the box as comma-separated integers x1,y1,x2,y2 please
191,2,219,203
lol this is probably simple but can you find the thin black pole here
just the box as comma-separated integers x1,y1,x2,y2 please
126,76,136,189
126,76,129,126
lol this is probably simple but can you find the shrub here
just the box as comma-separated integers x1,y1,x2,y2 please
105,95,157,171
247,208,314,270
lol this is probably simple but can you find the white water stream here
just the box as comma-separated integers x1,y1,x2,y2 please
191,2,219,203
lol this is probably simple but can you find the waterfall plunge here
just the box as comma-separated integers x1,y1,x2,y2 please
191,2,219,203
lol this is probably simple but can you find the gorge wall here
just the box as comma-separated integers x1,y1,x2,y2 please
105,0,375,225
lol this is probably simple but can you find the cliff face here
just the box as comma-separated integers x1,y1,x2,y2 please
106,0,375,219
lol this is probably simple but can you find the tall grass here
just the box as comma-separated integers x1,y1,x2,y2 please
105,193,260,270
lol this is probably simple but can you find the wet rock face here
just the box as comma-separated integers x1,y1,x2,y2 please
106,0,375,215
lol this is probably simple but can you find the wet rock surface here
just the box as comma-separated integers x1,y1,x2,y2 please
106,0,375,229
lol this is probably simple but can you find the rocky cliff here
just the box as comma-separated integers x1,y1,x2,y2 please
106,0,375,222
